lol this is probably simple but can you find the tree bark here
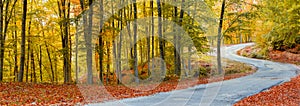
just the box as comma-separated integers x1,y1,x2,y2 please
173,0,178,75
133,0,139,83
217,0,226,74
0,0,18,81
106,41,110,84
117,3,123,84
30,46,36,83
151,1,154,69
58,0,71,83
44,32,54,82
0,0,3,81
26,18,32,82
98,0,104,83
85,0,94,84
75,21,79,83
13,10,18,81
157,0,165,74
144,2,150,77
18,0,28,82
39,45,42,82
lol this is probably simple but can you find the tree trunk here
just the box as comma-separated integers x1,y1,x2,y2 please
75,21,79,83
26,18,32,82
117,4,123,84
85,0,94,84
45,37,54,82
217,0,226,74
30,47,36,83
58,0,71,83
106,41,110,84
174,0,185,76
0,0,15,81
150,1,154,69
173,0,178,75
188,45,191,71
157,0,165,74
113,39,117,84
144,2,150,77
18,0,28,82
14,12,18,81
39,45,42,82
98,0,104,83
133,0,139,83
0,0,3,81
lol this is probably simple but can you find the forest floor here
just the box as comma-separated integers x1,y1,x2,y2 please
0,59,256,105
235,44,300,105
237,44,300,65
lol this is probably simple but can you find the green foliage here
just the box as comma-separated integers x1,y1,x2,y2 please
163,74,179,81
197,66,208,77
257,0,300,51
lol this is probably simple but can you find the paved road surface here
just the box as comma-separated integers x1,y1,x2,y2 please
88,43,300,106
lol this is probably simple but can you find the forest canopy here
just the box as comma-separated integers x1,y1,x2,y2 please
0,0,298,84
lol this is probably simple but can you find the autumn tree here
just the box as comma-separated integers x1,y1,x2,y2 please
216,0,226,74
58,0,72,83
18,0,28,82
0,0,18,81
258,0,300,51
157,0,165,74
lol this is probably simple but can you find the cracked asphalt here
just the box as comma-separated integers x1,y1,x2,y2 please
88,43,300,106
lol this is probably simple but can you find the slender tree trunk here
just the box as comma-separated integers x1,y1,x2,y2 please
106,41,110,84
140,42,143,72
30,47,36,83
113,18,117,84
144,2,150,77
113,39,117,84
0,0,3,81
14,30,18,81
117,4,123,84
157,0,165,74
174,0,185,76
217,0,226,74
0,0,15,81
26,47,29,82
8,51,12,81
98,0,104,83
66,1,71,83
150,1,154,69
133,0,139,83
54,55,58,83
58,0,71,83
14,11,18,81
75,22,79,83
26,18,32,82
18,0,28,82
173,0,178,75
188,45,191,71
68,8,72,83
44,29,54,82
85,0,94,84
129,3,133,60
39,45,42,82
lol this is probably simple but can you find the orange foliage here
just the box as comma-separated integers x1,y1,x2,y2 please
235,75,300,106
0,72,254,105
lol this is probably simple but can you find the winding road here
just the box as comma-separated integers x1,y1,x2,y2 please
89,43,300,106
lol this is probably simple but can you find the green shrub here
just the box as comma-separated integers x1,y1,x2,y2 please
193,67,208,78
225,69,239,75
163,74,179,81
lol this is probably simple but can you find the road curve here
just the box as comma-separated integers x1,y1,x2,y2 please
88,43,300,106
